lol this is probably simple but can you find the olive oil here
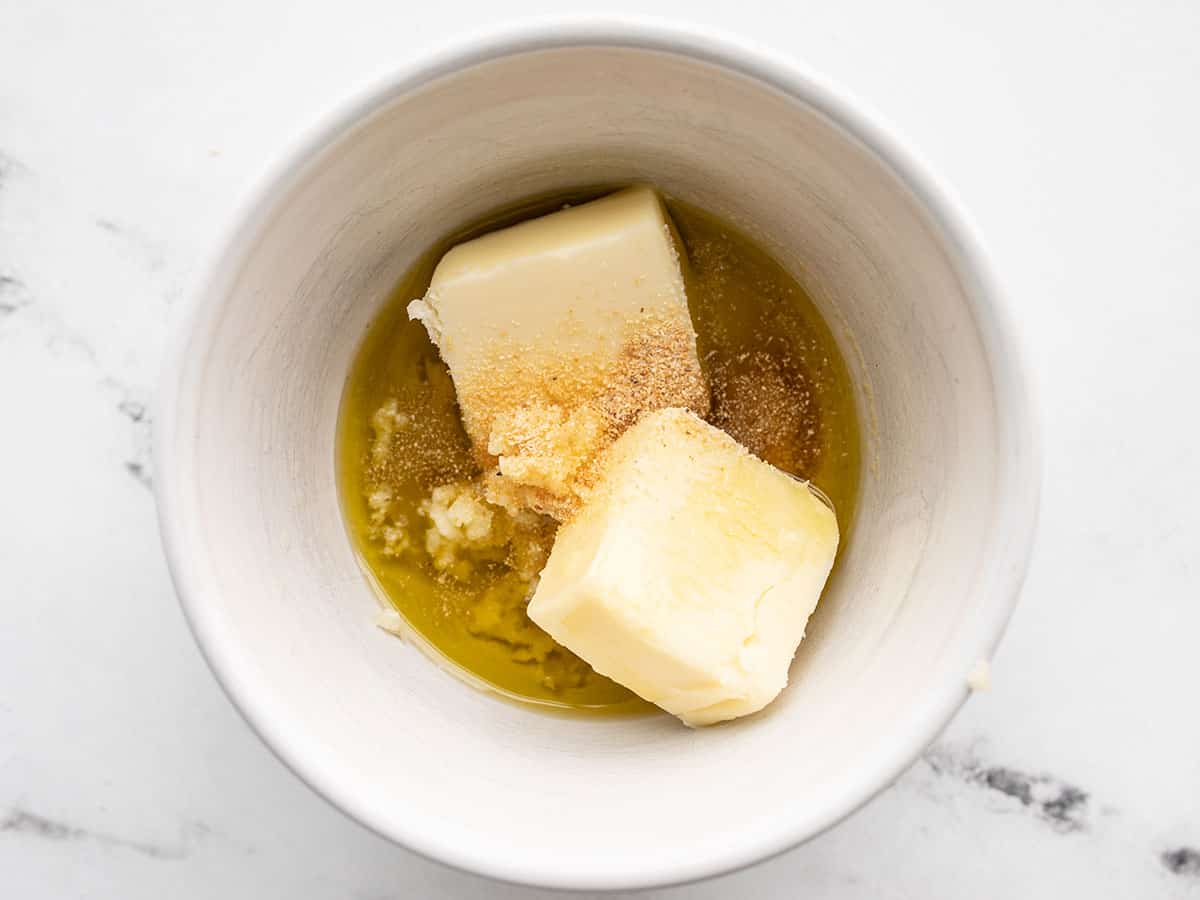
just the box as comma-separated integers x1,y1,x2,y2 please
337,190,860,713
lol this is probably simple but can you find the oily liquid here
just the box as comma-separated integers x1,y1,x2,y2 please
337,189,861,714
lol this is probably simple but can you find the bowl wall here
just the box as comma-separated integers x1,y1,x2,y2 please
157,29,1038,891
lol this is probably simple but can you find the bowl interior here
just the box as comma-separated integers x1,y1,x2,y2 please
162,42,1032,889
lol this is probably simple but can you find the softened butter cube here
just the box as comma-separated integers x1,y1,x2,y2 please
408,187,708,520
527,408,839,726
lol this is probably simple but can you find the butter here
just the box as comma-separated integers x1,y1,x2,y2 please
409,187,708,520
527,408,839,726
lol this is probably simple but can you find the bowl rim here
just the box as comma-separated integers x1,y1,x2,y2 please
155,14,1042,892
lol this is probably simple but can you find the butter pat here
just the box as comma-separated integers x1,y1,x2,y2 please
409,187,708,520
527,408,839,726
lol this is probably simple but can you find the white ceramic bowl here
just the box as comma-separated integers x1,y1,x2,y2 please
156,20,1039,892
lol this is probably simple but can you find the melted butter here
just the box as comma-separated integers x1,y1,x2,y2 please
336,189,861,714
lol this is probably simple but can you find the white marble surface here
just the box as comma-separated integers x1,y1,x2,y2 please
2,1,1198,896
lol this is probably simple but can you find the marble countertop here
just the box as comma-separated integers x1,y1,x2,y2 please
2,1,1198,897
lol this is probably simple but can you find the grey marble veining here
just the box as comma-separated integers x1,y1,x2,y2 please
2,808,199,861
1162,848,1200,878
922,745,1092,833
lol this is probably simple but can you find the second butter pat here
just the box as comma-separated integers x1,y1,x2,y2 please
408,187,708,520
527,408,839,726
